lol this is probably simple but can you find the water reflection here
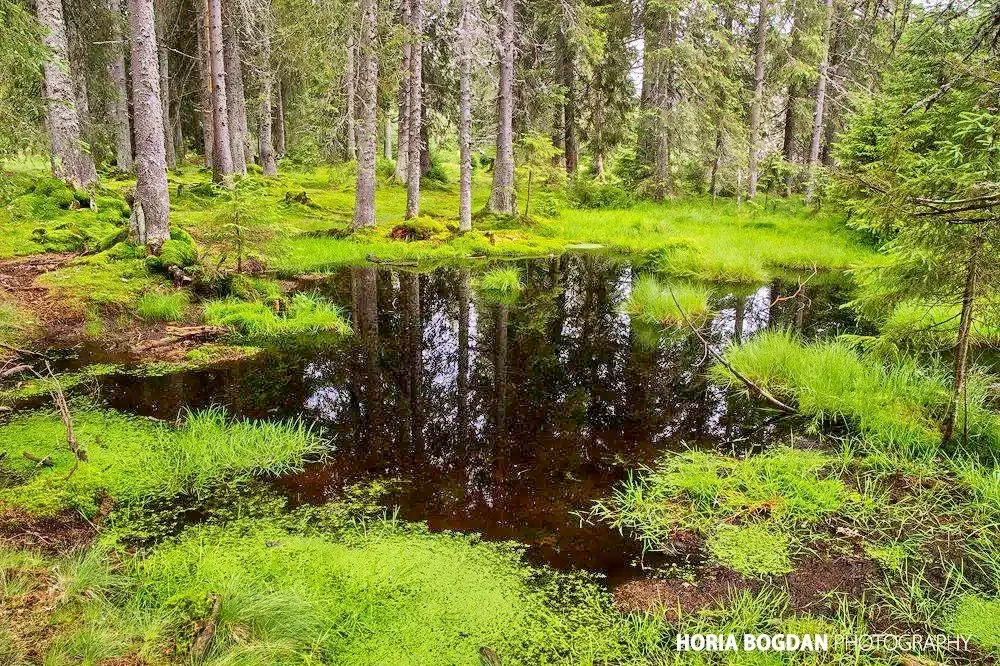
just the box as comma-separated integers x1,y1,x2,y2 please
93,255,856,578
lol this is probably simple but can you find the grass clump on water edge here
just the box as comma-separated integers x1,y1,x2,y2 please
0,402,324,516
622,275,712,327
477,266,524,304
203,292,350,343
714,330,1000,452
135,289,190,322
589,446,850,573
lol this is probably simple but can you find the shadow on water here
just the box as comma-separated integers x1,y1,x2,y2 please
89,255,857,581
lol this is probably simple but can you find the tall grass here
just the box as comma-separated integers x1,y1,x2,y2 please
203,292,351,343
714,330,1000,452
0,402,325,516
622,275,712,327
135,290,190,322
477,267,523,304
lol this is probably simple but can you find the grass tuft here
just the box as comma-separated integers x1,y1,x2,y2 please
622,275,712,327
135,290,189,322
203,292,351,343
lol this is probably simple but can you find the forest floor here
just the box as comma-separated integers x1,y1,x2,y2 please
3,158,1000,664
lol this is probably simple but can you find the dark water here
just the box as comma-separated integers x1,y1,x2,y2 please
57,255,856,580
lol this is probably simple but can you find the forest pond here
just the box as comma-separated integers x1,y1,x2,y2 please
50,254,857,583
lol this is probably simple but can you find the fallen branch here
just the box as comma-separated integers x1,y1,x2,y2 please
0,364,31,378
23,451,53,467
0,342,47,358
668,287,796,414
191,594,222,660
134,325,228,353
770,266,817,307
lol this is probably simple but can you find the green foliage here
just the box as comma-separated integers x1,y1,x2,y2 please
707,524,793,576
203,292,351,343
0,403,325,516
715,330,1000,451
567,177,634,209
622,275,711,327
950,595,1000,653
227,274,284,302
477,267,523,304
135,290,190,322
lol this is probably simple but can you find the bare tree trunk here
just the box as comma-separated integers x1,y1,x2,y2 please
488,0,515,214
394,0,411,183
258,14,277,176
155,0,175,169
67,13,92,143
345,34,357,160
747,0,769,198
128,0,171,249
383,114,392,160
653,13,676,200
710,125,724,197
172,91,183,158
207,0,234,184
223,3,248,175
782,84,797,195
275,79,286,155
457,0,473,231
942,234,982,445
197,3,214,168
563,48,578,176
805,0,834,206
404,0,422,219
352,0,379,229
37,0,97,188
106,0,133,170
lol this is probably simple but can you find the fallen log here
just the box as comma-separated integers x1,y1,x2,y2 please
0,364,31,378
134,326,228,354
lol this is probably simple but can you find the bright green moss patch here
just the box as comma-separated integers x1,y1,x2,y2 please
622,275,712,327
135,290,190,322
714,330,1000,451
0,403,324,516
706,524,793,575
950,595,1000,653
203,292,350,343
37,247,162,310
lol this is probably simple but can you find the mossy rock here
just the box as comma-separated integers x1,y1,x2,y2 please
389,216,448,241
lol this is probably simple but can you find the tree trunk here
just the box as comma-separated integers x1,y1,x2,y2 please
258,15,277,176
457,0,473,231
747,0,769,198
384,114,392,160
782,83,797,195
67,13,92,143
563,45,577,175
275,80,286,155
37,0,97,189
155,0,175,169
653,13,676,199
207,0,234,184
394,0,411,183
197,3,214,168
345,34,357,160
352,0,379,229
710,125,724,197
942,234,983,445
805,0,834,205
106,0,134,170
404,0,422,219
223,2,248,175
128,0,171,249
488,0,515,214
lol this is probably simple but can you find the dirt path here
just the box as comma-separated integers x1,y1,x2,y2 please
0,253,83,346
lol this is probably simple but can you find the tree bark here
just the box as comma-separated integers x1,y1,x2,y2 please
37,0,97,189
275,80,286,155
197,2,214,168
258,14,277,176
207,0,234,184
710,125,724,197
223,2,248,175
782,83,797,195
155,0,175,169
457,0,473,231
384,114,392,160
653,12,676,199
805,0,834,205
404,0,422,219
67,11,92,143
394,0,411,183
352,0,379,229
747,0,769,198
563,45,578,176
106,0,134,170
128,0,171,249
488,0,515,214
942,234,983,445
345,34,357,160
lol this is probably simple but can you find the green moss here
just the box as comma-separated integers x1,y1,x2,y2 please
203,292,350,343
38,251,162,310
227,274,284,302
0,403,324,516
154,237,198,269
622,275,712,327
706,524,793,576
950,595,1000,652
135,290,189,322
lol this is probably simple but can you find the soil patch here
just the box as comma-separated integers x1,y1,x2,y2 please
613,566,755,620
0,253,82,344
0,506,101,553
